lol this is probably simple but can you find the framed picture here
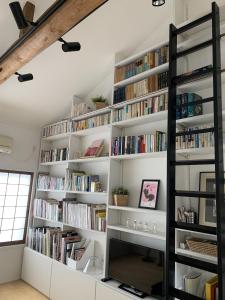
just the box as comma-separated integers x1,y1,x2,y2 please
199,172,225,227
138,179,160,209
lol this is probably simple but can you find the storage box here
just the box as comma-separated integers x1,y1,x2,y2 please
113,195,128,206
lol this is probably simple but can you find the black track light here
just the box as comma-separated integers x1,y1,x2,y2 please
15,72,33,82
58,38,81,52
9,1,37,29
152,0,165,7
9,2,28,29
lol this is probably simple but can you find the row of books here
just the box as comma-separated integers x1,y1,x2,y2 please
37,173,65,191
176,125,214,150
27,227,84,264
42,119,71,138
34,198,62,222
111,132,167,156
63,200,106,232
40,147,69,163
112,94,168,122
71,101,91,118
71,113,110,132
114,72,168,104
65,169,103,192
176,93,203,119
114,46,168,83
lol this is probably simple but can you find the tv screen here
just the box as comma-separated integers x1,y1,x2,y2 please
108,238,164,298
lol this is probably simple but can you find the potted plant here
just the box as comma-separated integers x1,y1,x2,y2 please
112,187,129,206
92,96,108,110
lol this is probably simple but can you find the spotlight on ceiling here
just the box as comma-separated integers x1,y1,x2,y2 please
9,2,28,29
152,0,165,7
58,38,81,52
15,72,33,82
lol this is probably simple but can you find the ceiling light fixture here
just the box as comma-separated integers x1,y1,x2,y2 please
152,0,165,7
9,1,36,29
15,72,33,82
58,38,81,52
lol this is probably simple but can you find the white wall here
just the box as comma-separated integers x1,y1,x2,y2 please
0,122,40,284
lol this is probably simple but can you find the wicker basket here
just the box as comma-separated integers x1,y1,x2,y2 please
186,238,217,257
95,102,107,110
113,195,128,206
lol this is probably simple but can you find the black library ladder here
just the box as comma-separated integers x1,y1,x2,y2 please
166,2,225,300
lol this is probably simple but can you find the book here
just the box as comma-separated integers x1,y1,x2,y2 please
205,276,218,300
82,139,104,158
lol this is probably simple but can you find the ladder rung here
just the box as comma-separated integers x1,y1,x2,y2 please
174,69,212,85
172,159,215,166
175,13,212,35
174,96,214,108
176,127,214,136
175,190,215,198
174,222,217,235
170,287,204,300
170,253,217,273
176,39,212,58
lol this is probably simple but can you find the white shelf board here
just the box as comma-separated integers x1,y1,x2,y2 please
68,156,109,164
36,189,66,193
72,107,111,121
110,151,166,161
112,111,167,128
34,216,106,234
107,224,166,240
111,88,168,109
108,205,166,216
176,248,217,264
176,147,215,156
40,160,69,166
71,124,111,137
114,63,169,88
42,132,70,141
66,190,108,196
115,40,168,67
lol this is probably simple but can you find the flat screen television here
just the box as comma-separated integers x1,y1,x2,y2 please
108,238,164,299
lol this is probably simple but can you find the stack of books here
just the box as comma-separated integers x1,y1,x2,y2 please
33,198,62,222
65,169,103,192
40,147,69,163
113,93,168,122
82,139,104,158
42,119,71,138
176,93,203,119
111,132,167,156
176,125,214,150
71,102,91,118
114,71,168,104
37,173,65,190
63,199,106,232
72,112,110,132
114,45,168,83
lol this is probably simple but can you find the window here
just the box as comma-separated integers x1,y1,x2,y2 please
0,170,33,246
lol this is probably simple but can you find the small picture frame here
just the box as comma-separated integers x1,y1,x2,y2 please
199,172,225,227
138,179,160,210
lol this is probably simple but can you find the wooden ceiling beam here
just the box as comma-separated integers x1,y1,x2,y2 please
0,0,108,84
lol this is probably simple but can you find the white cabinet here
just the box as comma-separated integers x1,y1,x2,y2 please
50,260,95,300
21,247,52,297
96,282,131,300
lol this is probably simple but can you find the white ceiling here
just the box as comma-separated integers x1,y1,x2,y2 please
0,0,172,128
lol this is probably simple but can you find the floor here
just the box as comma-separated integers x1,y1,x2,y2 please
0,280,48,300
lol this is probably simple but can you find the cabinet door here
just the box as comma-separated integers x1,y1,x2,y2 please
96,282,131,300
50,260,95,300
21,247,52,297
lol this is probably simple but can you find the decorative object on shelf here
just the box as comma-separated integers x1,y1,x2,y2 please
126,218,131,228
177,206,197,224
92,96,108,110
186,237,217,257
199,172,225,227
83,255,103,275
152,0,165,7
139,179,160,209
112,187,129,206
82,139,104,158
133,220,137,230
183,272,202,297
